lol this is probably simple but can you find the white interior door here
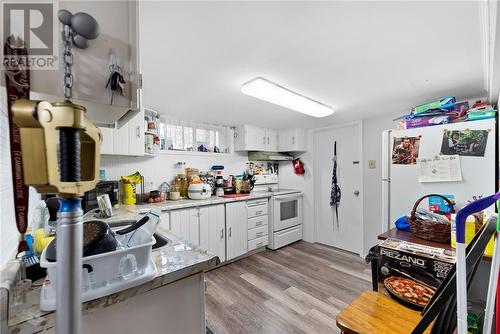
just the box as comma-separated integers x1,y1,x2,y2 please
314,123,363,254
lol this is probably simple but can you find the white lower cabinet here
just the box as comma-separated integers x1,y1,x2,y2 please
247,199,269,251
167,199,269,263
169,208,199,245
169,205,226,262
225,201,248,261
159,211,170,231
199,205,226,262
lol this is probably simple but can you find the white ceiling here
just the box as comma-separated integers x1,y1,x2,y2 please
140,1,486,129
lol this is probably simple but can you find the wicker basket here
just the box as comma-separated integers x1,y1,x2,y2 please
407,194,454,243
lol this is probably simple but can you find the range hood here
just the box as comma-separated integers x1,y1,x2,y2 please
248,151,293,161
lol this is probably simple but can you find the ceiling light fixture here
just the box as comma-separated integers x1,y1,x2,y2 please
241,77,334,118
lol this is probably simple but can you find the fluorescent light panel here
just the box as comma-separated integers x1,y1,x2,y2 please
241,77,334,118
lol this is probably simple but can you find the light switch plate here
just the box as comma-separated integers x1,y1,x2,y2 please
368,160,376,169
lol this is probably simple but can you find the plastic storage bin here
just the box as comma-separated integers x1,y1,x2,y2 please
39,235,156,311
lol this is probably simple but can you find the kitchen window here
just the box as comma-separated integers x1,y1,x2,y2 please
159,117,230,154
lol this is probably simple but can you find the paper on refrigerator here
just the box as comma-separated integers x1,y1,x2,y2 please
416,155,462,183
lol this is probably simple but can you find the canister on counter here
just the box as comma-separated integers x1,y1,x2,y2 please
121,180,136,205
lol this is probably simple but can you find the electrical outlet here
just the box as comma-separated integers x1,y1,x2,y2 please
368,160,376,169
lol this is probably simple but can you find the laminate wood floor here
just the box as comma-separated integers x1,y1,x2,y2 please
205,241,371,334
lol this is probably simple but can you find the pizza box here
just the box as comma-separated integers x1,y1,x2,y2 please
377,238,456,309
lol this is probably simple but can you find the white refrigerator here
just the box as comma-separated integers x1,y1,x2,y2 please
381,118,497,231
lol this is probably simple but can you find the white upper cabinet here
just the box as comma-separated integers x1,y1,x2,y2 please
265,129,278,152
278,128,307,152
235,125,267,151
99,127,114,155
235,125,280,152
235,125,306,152
127,109,146,156
28,1,141,128
113,123,130,156
30,1,139,109
101,108,145,156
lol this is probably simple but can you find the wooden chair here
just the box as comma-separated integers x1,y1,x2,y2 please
336,218,496,334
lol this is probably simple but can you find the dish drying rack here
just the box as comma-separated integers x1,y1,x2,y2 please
39,234,156,311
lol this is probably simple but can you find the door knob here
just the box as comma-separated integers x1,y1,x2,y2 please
354,190,360,196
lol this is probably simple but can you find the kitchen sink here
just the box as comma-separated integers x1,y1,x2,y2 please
109,219,170,249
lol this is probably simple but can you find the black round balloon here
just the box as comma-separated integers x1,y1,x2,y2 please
71,12,99,40
73,34,89,49
58,9,72,26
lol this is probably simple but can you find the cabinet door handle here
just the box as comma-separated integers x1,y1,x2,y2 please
256,242,263,247
267,137,270,144
255,221,263,226
136,125,140,138
220,229,224,239
255,210,262,215
229,227,232,237
292,136,295,144
256,231,263,237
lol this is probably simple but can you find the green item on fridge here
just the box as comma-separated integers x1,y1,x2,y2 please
413,96,456,114
414,100,442,113
466,110,496,121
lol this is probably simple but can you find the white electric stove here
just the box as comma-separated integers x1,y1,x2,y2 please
252,175,303,250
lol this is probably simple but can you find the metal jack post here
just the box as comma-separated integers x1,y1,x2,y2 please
12,100,101,334
11,10,100,334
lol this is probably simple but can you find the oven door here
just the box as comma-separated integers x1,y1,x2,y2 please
273,193,302,232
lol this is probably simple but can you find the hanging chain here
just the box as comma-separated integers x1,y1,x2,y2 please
62,25,73,101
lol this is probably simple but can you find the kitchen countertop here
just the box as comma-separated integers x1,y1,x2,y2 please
90,192,273,222
5,225,219,333
137,192,272,211
3,192,277,333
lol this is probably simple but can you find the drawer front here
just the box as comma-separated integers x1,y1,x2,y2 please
273,225,302,250
248,225,268,241
247,200,268,218
248,235,268,251
247,215,268,230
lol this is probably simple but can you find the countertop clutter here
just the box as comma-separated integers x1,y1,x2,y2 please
121,192,273,213
7,224,219,333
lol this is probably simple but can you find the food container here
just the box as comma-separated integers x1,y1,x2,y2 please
188,183,212,200
169,191,180,200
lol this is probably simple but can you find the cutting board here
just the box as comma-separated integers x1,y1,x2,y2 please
222,194,250,198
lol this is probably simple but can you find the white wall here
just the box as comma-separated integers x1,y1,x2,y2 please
100,152,249,188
